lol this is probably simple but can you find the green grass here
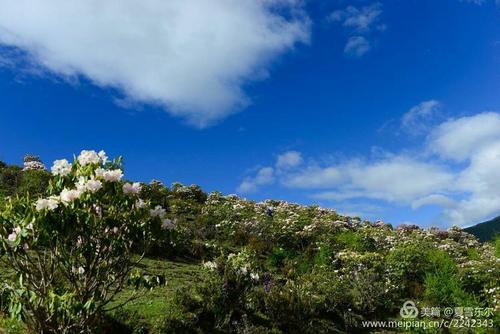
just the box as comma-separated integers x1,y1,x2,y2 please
0,257,205,334
107,257,204,326
0,314,25,334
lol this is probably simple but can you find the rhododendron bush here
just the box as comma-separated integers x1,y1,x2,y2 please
169,195,500,332
0,151,166,333
0,152,498,333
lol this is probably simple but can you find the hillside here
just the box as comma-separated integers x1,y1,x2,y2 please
0,157,49,198
0,153,499,333
465,216,500,242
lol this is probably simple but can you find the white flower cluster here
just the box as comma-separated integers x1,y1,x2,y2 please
150,205,166,218
60,188,83,205
135,199,147,209
149,205,176,230
35,197,59,211
51,159,72,176
238,266,248,275
52,150,110,176
36,150,125,211
123,182,142,195
6,224,33,244
95,168,123,182
237,265,259,281
23,160,46,171
72,266,85,275
23,155,46,171
7,226,21,242
76,177,103,193
77,150,107,166
161,218,175,230
203,261,218,271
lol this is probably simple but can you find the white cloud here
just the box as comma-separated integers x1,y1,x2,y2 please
333,202,384,220
429,112,500,162
433,113,500,225
238,112,500,226
346,158,453,202
238,150,303,193
344,36,371,57
401,100,441,135
292,157,453,203
328,3,382,32
0,0,309,127
237,167,275,193
276,151,303,169
284,166,345,188
447,139,500,225
411,194,456,210
328,2,383,58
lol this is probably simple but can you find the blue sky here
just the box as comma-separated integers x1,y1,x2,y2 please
0,0,499,227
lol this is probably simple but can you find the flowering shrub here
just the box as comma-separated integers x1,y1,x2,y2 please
0,152,498,333
0,150,165,333
170,195,499,332
178,249,264,332
22,155,46,172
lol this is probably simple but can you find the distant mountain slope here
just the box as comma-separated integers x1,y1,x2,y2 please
465,216,500,242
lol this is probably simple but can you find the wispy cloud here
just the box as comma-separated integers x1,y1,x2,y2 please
401,100,441,136
344,36,371,57
0,0,310,127
327,2,384,57
328,3,383,32
238,111,500,227
276,150,303,169
237,150,303,193
237,167,275,194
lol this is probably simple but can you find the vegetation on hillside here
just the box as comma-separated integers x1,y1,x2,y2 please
0,157,50,199
466,217,500,242
0,152,499,333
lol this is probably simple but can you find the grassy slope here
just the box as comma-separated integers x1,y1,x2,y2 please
0,258,205,334
107,257,204,332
